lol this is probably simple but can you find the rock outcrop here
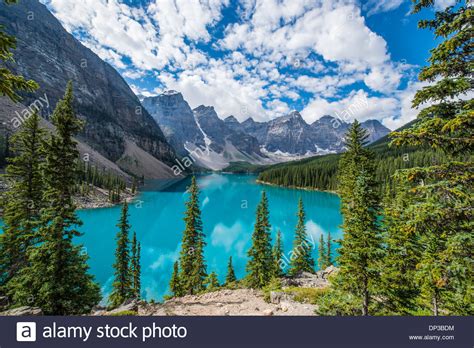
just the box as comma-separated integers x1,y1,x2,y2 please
0,0,176,179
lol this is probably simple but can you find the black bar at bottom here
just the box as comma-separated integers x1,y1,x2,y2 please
0,316,472,347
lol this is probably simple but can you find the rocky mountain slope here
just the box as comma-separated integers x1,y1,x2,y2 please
144,91,390,169
0,0,177,179
143,93,267,170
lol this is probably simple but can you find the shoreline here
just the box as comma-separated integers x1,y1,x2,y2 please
255,179,339,195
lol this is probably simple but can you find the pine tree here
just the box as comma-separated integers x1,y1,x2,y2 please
170,261,183,297
205,271,220,291
272,230,284,277
178,177,207,294
130,232,141,299
335,121,383,316
388,0,473,316
10,82,100,315
246,191,273,288
0,112,45,291
318,234,328,270
0,0,38,102
289,198,315,275
110,202,132,307
225,256,237,285
326,231,333,267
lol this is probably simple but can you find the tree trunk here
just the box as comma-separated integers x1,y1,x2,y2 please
363,289,369,316
432,291,439,316
362,276,369,316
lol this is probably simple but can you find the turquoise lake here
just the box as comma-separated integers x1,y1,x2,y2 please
71,174,342,301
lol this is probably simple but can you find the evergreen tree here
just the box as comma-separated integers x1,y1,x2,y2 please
110,202,132,307
289,198,315,275
272,230,284,277
170,261,183,297
10,82,100,315
318,235,328,270
0,112,45,291
130,231,141,299
178,177,207,294
326,231,333,267
335,121,383,316
225,256,237,285
388,0,473,316
0,0,38,102
205,271,220,291
246,191,273,288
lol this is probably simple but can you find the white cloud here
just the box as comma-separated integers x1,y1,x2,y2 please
364,64,402,94
301,89,399,126
42,0,414,125
363,0,404,16
434,0,457,10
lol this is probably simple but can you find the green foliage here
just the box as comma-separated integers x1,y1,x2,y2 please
130,231,141,299
223,161,268,173
383,0,473,316
334,121,383,316
178,177,207,294
75,161,128,201
289,198,315,275
110,202,132,307
110,310,138,316
0,113,46,290
318,235,328,270
205,271,220,292
0,0,38,103
272,230,284,277
8,83,100,315
169,261,183,297
225,256,237,285
257,140,450,194
262,277,282,303
246,191,274,288
283,287,328,305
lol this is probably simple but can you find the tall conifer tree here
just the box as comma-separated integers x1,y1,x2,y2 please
318,235,328,270
178,177,207,294
130,231,141,299
326,231,333,267
0,112,45,290
110,202,132,307
246,191,273,288
10,82,100,315
336,121,382,316
272,230,284,277
289,198,314,275
388,0,473,315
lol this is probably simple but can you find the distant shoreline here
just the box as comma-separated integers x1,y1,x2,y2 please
255,179,339,195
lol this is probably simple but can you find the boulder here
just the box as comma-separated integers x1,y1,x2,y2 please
263,309,274,316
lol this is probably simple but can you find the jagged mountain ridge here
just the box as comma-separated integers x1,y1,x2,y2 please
144,91,390,169
0,0,177,179
142,93,267,170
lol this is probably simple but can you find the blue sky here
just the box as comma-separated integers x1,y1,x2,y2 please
40,0,454,129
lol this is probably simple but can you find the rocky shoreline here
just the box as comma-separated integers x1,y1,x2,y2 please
1,267,338,316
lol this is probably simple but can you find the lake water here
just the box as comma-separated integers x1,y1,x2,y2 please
64,174,343,301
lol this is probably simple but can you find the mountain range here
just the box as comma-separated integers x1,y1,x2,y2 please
0,0,176,179
1,0,391,174
142,92,390,170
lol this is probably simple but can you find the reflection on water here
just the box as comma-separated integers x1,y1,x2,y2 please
77,174,342,301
